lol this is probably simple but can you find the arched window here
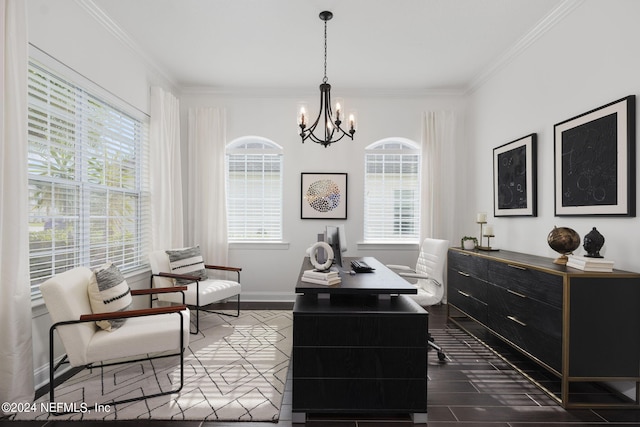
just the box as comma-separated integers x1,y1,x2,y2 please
364,138,421,242
225,137,283,241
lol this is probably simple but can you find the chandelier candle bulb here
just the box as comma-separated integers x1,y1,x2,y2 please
349,112,357,132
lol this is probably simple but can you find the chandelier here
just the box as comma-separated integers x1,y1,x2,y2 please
297,11,356,147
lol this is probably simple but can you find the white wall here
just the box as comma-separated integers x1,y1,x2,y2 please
467,0,640,399
180,91,466,300
467,0,640,271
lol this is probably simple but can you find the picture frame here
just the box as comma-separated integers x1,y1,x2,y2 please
554,95,635,216
301,172,348,219
493,133,537,217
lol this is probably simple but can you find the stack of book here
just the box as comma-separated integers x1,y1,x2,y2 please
301,268,341,286
566,255,614,272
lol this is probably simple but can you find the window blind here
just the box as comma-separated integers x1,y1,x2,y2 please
27,61,150,300
226,138,283,241
364,140,421,242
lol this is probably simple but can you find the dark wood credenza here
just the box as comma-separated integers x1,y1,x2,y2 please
447,247,640,408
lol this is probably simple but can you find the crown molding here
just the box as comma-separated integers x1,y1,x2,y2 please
466,0,584,94
74,0,179,90
180,85,467,99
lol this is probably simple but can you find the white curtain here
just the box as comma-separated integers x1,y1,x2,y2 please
149,86,184,250
421,110,456,243
0,0,34,410
187,107,228,265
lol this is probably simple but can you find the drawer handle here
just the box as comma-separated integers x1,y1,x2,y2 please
458,290,471,298
457,271,470,277
507,289,527,299
507,264,527,271
507,315,527,327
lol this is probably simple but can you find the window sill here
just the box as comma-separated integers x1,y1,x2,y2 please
357,241,420,251
229,241,290,250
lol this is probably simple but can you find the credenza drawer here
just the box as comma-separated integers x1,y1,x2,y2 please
487,261,563,308
448,267,488,302
449,285,488,325
488,311,562,372
487,283,562,339
448,251,488,277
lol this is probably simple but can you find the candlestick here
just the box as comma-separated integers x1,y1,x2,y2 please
476,212,487,223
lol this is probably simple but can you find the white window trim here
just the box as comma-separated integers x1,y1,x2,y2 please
27,47,150,302
226,136,284,242
363,137,421,243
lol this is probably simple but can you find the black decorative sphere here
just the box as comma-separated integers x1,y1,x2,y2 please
583,227,605,258
547,226,580,265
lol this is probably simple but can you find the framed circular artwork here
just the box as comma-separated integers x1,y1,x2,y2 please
301,172,347,219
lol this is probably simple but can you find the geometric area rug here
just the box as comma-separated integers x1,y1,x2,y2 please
13,310,292,422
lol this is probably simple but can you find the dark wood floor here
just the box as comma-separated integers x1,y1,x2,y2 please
3,302,640,426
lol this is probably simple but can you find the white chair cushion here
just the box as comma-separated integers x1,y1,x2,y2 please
84,309,190,365
158,279,241,306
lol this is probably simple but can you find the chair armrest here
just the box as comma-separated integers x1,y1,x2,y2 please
153,272,202,282
386,264,414,272
204,265,241,282
131,286,188,296
399,272,442,286
205,265,242,272
78,305,187,322
399,272,430,280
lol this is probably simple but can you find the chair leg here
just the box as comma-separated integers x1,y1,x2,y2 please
428,332,446,361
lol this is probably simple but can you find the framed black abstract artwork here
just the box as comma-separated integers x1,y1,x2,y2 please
493,133,537,217
554,95,635,216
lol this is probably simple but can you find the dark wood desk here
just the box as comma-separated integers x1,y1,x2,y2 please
292,257,428,423
295,256,418,295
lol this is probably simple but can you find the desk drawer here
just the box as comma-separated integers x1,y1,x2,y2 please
293,378,427,412
293,347,426,378
293,314,426,347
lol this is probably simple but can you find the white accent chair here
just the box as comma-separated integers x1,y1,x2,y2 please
149,250,241,334
388,237,449,361
40,267,190,414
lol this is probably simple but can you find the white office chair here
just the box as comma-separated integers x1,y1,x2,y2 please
388,238,449,361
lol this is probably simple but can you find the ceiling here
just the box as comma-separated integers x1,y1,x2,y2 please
90,0,567,93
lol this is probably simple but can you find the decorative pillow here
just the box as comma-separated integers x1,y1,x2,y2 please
166,246,208,286
88,263,133,331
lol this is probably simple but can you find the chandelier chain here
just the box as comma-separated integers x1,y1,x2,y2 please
323,19,328,83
